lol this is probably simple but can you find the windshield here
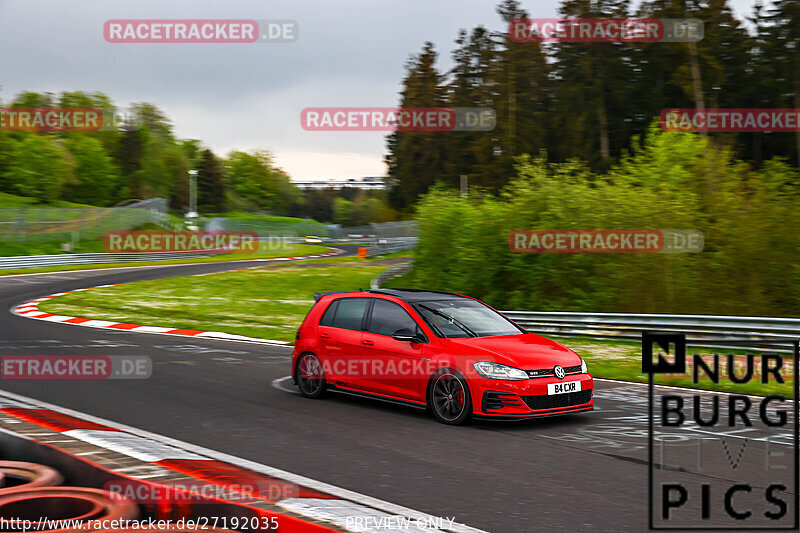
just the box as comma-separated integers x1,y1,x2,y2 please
415,300,524,338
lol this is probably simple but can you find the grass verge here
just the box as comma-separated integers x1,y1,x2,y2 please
0,243,330,276
549,335,793,397
39,260,389,341
0,191,96,208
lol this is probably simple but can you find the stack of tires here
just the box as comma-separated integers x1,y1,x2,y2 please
0,461,139,531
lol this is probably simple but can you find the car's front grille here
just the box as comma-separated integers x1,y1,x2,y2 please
526,364,582,378
522,389,592,411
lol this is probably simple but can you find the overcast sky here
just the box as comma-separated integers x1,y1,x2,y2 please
0,0,766,180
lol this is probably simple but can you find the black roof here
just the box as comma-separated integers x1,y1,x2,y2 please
313,288,468,303
367,288,467,302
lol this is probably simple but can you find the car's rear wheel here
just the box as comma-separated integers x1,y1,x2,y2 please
296,353,326,398
429,370,471,425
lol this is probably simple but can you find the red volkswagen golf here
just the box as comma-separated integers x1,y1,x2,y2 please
291,289,593,424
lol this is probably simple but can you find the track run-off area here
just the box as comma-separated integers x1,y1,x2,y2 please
0,249,795,532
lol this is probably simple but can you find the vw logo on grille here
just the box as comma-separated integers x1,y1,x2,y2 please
554,365,565,379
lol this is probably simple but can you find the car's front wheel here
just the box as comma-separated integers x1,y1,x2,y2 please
428,369,471,425
296,353,326,399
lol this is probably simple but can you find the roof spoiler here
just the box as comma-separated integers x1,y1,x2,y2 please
313,291,344,302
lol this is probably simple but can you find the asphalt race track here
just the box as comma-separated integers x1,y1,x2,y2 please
0,252,795,532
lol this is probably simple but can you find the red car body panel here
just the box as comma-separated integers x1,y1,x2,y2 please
292,291,594,419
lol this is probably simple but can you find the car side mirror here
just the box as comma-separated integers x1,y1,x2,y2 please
392,328,419,343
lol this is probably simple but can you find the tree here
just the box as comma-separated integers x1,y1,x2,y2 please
488,0,551,178
333,197,355,225
130,103,174,141
444,26,498,189
550,0,634,167
63,136,120,205
58,91,121,156
0,129,17,193
765,0,800,166
113,124,145,200
225,150,295,211
196,148,226,212
10,91,55,108
386,42,448,209
6,134,70,203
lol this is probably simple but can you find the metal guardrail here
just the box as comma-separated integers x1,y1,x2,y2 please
365,238,418,257
371,260,414,289
500,310,800,344
0,250,223,270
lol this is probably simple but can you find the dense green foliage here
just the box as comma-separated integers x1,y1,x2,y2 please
410,126,800,316
0,91,398,223
388,0,800,209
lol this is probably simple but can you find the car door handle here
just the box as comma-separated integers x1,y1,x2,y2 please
362,340,374,346
320,334,330,339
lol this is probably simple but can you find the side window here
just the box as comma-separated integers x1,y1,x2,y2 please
319,300,338,327
368,299,419,336
330,298,369,330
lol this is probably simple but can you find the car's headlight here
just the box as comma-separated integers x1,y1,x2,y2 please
580,357,588,374
473,362,529,380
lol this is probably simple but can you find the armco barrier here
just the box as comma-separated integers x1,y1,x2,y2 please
369,264,800,346
0,250,223,270
364,238,418,257
500,310,800,344
370,260,414,289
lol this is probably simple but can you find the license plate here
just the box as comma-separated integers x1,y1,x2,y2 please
547,380,581,395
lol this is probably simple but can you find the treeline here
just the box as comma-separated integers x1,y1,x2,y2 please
0,90,297,211
298,187,398,226
387,0,800,209
0,90,397,224
410,125,800,316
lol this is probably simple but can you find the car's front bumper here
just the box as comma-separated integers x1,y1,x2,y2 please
469,373,594,418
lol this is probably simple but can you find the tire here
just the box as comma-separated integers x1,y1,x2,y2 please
0,487,140,530
296,352,326,399
428,369,472,425
0,462,63,495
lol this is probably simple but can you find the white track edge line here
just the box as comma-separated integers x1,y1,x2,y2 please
6,307,294,347
0,389,486,533
6,248,348,346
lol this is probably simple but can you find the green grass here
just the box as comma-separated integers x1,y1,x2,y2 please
545,335,793,397
39,260,388,341
380,269,417,289
0,243,329,276
208,211,323,225
0,191,96,208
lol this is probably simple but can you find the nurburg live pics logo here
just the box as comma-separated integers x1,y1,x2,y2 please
643,332,799,530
